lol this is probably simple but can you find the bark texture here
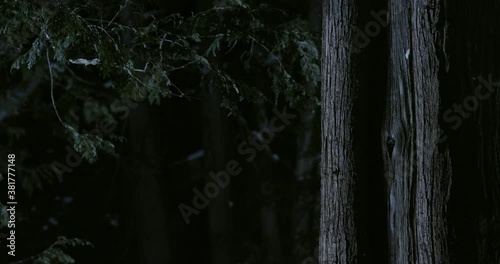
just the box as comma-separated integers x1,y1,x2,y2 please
320,0,359,263
382,0,452,263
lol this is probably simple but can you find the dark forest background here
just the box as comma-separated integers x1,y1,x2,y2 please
0,0,331,263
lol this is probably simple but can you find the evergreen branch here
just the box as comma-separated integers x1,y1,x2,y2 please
161,71,189,100
248,36,293,80
9,254,37,264
88,24,120,51
167,60,198,72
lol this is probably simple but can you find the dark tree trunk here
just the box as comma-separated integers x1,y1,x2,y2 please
253,104,284,264
290,109,317,262
196,0,233,260
382,0,453,263
290,1,321,261
119,2,171,262
126,103,171,264
202,91,233,264
320,0,500,263
320,0,359,263
320,0,499,263
444,1,500,263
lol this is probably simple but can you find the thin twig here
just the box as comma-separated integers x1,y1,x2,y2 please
159,33,167,63
65,66,97,85
132,62,149,72
107,0,129,28
225,39,238,55
248,37,285,71
162,72,190,101
46,49,66,128
167,60,198,72
88,24,120,51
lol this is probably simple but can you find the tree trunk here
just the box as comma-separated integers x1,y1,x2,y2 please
252,104,284,264
119,2,171,262
196,0,233,260
126,102,171,263
290,2,321,259
202,91,233,264
320,0,359,263
444,1,500,263
320,0,500,263
382,0,452,263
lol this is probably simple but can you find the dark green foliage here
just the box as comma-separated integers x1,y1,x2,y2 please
0,0,319,195
0,1,320,261
33,237,93,264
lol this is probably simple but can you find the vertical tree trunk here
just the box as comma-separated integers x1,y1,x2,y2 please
196,0,233,261
444,1,500,262
202,91,232,264
321,0,500,262
320,0,359,263
253,104,284,264
126,103,171,264
290,2,321,261
119,2,170,262
291,109,317,262
382,0,452,263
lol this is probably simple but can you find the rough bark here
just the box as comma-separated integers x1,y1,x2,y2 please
382,0,452,263
320,0,358,263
